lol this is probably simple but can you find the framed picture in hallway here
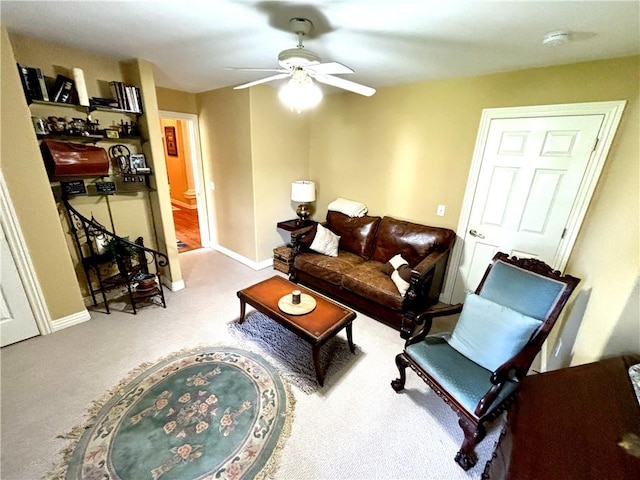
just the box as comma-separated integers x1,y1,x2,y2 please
164,126,178,156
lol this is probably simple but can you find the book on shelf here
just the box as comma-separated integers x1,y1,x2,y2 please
109,81,142,113
17,63,36,103
134,87,143,113
17,64,51,102
34,68,50,101
52,74,76,104
124,85,135,112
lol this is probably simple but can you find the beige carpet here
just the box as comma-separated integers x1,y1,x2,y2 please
0,249,503,480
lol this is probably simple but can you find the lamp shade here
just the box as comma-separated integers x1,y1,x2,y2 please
291,181,316,202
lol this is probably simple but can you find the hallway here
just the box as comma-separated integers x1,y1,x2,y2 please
172,204,201,253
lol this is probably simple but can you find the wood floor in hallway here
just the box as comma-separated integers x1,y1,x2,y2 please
172,203,201,253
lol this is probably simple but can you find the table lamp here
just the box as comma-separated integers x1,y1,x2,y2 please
291,180,316,224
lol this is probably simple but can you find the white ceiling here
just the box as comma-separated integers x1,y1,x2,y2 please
1,1,638,94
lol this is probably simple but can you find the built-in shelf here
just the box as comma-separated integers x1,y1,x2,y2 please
30,100,141,115
37,133,142,143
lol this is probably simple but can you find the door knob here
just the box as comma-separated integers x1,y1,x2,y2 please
469,229,485,239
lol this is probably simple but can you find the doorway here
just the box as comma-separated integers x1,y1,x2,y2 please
443,101,626,304
0,171,51,346
159,112,211,253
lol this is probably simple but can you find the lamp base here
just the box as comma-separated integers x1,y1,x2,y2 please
296,203,311,223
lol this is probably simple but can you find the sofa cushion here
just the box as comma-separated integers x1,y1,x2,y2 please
341,261,405,311
326,211,382,259
381,254,412,296
293,250,365,286
309,223,340,257
371,216,456,266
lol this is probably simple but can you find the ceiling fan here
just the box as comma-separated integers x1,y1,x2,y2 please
230,18,376,97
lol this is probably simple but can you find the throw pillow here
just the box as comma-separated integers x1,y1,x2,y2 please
381,254,412,296
447,293,542,371
309,223,340,257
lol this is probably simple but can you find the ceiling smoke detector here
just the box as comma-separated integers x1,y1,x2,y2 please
543,31,570,46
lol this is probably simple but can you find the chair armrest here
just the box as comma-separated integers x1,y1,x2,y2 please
474,342,540,417
405,303,463,345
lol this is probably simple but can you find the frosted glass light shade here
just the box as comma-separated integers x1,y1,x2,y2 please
279,70,323,113
291,181,316,202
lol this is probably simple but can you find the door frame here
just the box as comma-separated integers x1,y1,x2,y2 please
158,110,213,248
442,100,626,303
0,170,52,336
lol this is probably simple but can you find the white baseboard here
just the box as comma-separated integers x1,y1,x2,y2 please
51,309,92,332
214,244,273,271
168,279,185,291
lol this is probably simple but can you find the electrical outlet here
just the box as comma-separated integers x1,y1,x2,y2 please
437,204,446,216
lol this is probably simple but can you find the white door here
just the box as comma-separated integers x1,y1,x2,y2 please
1,226,39,347
451,114,605,302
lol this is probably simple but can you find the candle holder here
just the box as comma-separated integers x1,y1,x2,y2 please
292,290,301,305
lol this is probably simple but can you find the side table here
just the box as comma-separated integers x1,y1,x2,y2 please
276,218,315,232
275,219,315,274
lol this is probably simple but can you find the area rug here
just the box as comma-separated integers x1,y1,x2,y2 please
228,312,362,394
50,346,294,480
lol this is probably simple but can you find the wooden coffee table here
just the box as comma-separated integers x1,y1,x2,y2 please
237,275,356,386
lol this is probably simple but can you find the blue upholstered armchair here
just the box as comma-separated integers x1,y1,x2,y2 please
391,252,580,470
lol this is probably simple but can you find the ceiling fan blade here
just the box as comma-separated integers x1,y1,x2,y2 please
313,74,376,97
305,62,354,75
233,73,291,90
225,67,289,73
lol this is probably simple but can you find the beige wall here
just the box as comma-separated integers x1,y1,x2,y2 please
249,86,311,260
156,87,197,114
309,56,639,365
1,27,85,319
196,87,255,259
194,85,311,262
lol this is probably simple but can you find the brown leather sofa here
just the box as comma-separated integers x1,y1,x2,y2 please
289,211,456,337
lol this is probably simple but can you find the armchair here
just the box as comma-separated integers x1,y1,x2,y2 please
391,252,580,470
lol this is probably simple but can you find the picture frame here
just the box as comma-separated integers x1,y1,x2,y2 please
105,129,119,139
129,153,147,173
164,126,178,156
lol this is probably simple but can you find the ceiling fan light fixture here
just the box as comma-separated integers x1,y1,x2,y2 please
278,69,323,113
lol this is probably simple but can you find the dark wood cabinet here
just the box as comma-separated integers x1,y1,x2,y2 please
484,355,640,479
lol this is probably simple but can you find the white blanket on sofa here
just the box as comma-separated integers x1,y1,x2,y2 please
327,197,368,218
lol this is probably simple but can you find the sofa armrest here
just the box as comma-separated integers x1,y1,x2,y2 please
407,249,451,301
290,224,317,255
400,249,452,338
412,249,450,277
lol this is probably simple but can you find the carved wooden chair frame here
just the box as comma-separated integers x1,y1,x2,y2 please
391,252,580,470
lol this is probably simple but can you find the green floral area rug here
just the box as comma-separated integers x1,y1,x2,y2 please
51,346,294,480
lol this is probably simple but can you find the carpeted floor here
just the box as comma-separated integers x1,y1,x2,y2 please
0,249,503,480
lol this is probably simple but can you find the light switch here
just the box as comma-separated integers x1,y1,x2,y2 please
437,204,446,216
208,181,215,191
